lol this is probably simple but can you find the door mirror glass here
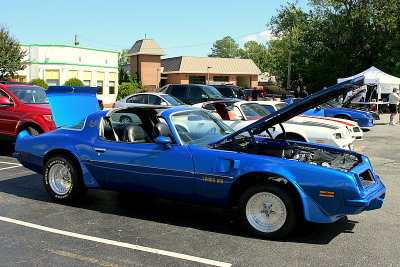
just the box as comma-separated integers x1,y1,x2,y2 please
0,96,12,106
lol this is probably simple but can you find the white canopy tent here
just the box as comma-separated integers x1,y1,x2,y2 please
337,66,400,100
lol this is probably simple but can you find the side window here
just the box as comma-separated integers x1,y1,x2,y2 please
170,85,188,98
234,106,243,117
148,95,162,105
188,86,203,99
159,85,169,93
0,89,7,97
263,105,276,113
127,95,148,104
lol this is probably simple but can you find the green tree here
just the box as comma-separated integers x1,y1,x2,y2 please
29,78,49,89
239,41,270,72
64,77,84,86
209,36,240,58
119,48,130,65
0,25,27,80
267,0,400,92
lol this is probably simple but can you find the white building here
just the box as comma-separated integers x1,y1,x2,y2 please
17,44,119,104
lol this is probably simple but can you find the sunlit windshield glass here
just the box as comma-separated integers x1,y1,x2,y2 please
325,100,341,107
276,103,288,109
8,86,48,104
201,86,223,98
241,104,270,119
171,110,233,147
162,95,185,105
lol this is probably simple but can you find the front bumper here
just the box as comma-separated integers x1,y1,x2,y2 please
356,118,374,127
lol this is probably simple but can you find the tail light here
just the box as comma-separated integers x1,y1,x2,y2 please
112,103,115,108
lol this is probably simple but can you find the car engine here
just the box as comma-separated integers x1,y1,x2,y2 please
211,137,360,172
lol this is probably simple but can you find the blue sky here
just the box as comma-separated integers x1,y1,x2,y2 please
2,0,309,58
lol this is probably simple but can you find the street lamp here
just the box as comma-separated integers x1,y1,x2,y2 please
207,66,212,85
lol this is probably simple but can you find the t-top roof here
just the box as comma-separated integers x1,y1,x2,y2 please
127,39,166,56
161,56,261,75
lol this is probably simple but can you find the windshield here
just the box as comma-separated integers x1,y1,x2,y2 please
7,86,48,104
240,103,270,119
321,100,341,108
171,110,233,147
162,94,185,105
201,86,224,98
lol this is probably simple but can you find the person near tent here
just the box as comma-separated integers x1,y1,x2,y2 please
299,86,309,98
294,86,301,98
388,88,400,125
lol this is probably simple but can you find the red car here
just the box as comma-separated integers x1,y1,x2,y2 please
0,83,57,141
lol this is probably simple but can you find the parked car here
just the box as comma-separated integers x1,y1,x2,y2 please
255,100,363,140
114,92,185,108
158,84,237,104
285,98,375,127
194,100,355,149
0,82,57,140
210,85,246,99
14,78,385,239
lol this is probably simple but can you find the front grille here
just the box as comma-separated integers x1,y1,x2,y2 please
359,170,375,188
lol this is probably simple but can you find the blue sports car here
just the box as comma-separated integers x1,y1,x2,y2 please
285,97,375,127
14,77,385,239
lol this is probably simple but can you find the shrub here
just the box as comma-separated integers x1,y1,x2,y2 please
29,78,49,89
64,78,84,86
117,82,137,100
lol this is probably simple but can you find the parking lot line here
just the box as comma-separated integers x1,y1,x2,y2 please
0,161,21,165
0,216,232,267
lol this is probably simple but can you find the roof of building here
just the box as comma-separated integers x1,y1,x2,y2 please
127,39,166,56
161,56,261,75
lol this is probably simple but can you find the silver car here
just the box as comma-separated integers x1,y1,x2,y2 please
114,92,185,108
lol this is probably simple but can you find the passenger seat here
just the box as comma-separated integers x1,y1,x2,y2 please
123,125,152,143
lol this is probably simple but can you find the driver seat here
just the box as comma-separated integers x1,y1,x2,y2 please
153,122,173,139
123,125,151,143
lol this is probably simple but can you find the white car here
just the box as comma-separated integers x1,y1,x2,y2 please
255,100,363,140
193,100,355,149
114,92,185,108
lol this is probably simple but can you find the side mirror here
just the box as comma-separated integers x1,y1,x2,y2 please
0,97,12,106
160,102,168,106
315,106,322,110
234,116,242,121
155,136,171,149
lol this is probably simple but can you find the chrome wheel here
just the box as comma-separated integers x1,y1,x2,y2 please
245,192,287,233
48,163,72,195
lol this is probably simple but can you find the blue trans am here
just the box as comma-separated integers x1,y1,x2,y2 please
13,77,385,239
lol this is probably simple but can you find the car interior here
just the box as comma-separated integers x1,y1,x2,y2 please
101,109,175,144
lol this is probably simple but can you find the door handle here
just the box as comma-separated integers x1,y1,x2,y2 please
95,148,106,153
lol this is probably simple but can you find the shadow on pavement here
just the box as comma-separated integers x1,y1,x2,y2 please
0,141,15,157
0,174,356,244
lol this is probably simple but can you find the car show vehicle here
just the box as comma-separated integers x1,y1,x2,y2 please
285,97,375,127
210,84,246,99
114,92,185,108
194,100,356,149
159,84,237,104
0,83,57,141
255,100,363,140
14,78,386,239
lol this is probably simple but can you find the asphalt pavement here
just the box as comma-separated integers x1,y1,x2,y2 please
0,114,399,266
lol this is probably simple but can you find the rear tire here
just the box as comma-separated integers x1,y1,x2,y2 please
43,155,87,203
238,184,298,239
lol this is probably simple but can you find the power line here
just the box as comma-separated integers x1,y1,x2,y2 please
78,29,269,51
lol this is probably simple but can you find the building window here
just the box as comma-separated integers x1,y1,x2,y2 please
189,76,206,84
97,81,103,94
213,76,229,82
83,80,91,86
47,80,59,86
109,81,115,94
45,69,60,86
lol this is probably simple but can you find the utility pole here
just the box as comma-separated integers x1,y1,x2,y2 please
74,34,80,46
287,30,293,89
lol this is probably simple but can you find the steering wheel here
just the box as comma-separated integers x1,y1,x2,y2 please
206,127,216,134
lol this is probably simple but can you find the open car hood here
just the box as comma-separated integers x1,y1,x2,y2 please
209,76,364,145
342,88,366,107
47,86,100,127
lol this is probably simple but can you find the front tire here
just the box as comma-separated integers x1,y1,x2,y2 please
238,184,298,239
43,155,86,203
